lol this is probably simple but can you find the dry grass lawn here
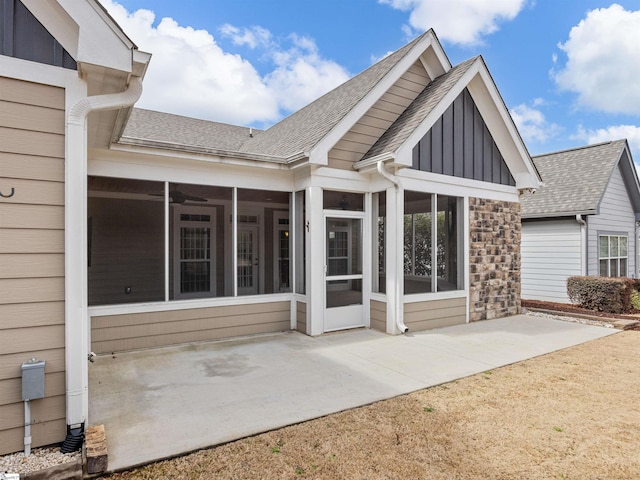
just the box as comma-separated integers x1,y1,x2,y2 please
103,330,640,480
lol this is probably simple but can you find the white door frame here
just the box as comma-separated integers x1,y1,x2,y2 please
323,211,366,332
172,205,216,299
273,211,290,293
237,223,259,295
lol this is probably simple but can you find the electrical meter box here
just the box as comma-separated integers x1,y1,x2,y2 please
21,359,45,401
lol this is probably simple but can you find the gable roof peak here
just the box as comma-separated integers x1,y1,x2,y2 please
521,139,636,218
236,29,450,159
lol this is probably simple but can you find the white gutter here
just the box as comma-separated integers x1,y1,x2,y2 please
65,76,143,429
377,160,409,333
576,214,587,276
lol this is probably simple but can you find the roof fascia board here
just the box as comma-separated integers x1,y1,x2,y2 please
27,0,137,73
308,30,447,165
111,140,298,168
393,58,540,189
522,210,596,220
465,64,540,188
617,143,640,213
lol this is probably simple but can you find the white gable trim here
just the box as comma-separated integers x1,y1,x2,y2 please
309,31,448,165
22,0,136,73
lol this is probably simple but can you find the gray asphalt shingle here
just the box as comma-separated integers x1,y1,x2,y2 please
118,32,431,158
520,140,627,218
362,56,477,160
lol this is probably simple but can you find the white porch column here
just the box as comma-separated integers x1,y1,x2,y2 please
307,186,324,335
385,185,405,334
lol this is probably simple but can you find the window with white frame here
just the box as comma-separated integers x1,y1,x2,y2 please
403,191,463,294
599,234,628,277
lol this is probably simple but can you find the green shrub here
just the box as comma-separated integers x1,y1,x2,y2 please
632,290,640,310
566,276,634,313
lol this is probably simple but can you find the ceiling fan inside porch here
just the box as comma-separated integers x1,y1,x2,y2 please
149,185,208,204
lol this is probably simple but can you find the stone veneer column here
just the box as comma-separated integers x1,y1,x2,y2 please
468,197,522,321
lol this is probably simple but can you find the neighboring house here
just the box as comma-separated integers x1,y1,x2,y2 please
520,140,640,303
0,0,540,455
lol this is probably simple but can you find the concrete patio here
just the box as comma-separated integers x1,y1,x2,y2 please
88,314,618,472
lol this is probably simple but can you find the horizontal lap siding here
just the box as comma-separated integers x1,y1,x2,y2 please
328,62,430,170
521,220,582,303
0,77,66,454
403,297,466,331
296,301,307,334
370,300,386,332
91,301,292,354
587,165,637,277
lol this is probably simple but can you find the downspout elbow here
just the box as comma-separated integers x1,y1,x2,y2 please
377,160,409,334
377,159,398,188
69,76,143,125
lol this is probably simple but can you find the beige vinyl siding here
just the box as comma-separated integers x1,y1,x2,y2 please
403,297,466,331
91,301,291,354
370,299,386,332
328,62,431,170
0,77,66,455
296,301,307,334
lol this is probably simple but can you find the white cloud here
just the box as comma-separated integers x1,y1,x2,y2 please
101,0,349,126
554,4,640,115
219,25,272,49
510,103,561,144
379,0,527,45
574,124,640,159
265,34,350,112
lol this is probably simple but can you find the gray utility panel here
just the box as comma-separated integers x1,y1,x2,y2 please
21,359,46,401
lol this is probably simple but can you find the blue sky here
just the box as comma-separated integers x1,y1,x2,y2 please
104,0,640,159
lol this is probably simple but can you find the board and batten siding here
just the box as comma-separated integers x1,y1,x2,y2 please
586,165,637,277
0,76,66,455
91,301,292,354
403,297,466,331
328,61,431,170
370,299,386,332
521,220,582,303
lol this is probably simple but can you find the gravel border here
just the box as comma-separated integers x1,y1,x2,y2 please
0,447,80,475
525,310,616,329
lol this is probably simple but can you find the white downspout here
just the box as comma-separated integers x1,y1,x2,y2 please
65,76,143,431
377,161,409,333
576,214,587,276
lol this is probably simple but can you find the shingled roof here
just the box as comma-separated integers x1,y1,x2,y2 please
120,108,260,152
118,31,433,159
520,140,635,218
362,56,477,161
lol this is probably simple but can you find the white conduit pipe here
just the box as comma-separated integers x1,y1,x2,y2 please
377,160,409,333
24,400,31,456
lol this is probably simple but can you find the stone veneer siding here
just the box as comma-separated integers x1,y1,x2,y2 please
469,198,521,321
